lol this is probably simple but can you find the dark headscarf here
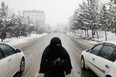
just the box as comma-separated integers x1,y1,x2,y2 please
50,37,62,46
49,37,62,53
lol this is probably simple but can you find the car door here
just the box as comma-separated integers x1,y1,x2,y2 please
93,44,114,77
0,44,19,77
86,44,103,72
0,48,8,77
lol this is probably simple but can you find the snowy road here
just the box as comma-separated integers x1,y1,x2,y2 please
14,33,98,77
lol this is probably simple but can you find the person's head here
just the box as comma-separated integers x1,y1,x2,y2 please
50,37,62,47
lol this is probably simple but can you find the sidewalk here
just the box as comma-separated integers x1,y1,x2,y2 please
67,33,100,44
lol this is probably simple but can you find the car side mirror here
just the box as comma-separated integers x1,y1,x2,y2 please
16,49,21,53
86,49,91,52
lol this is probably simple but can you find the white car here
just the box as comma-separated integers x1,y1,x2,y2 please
0,43,25,77
81,42,116,77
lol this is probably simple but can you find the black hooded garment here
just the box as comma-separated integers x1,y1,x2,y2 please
39,37,72,77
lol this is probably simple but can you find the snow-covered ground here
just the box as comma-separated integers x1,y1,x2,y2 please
1,33,47,46
68,30,116,45
3,30,116,46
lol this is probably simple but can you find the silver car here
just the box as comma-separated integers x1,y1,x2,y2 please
81,42,116,77
0,43,25,77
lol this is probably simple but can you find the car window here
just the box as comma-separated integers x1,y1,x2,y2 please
109,51,116,62
0,48,5,59
90,44,103,55
0,51,3,59
0,44,15,57
99,45,114,60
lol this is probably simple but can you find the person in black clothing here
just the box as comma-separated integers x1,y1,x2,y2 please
39,37,72,77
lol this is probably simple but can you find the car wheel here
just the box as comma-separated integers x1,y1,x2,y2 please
20,58,25,73
81,57,85,69
106,75,111,77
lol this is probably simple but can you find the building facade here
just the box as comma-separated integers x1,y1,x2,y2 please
22,10,45,25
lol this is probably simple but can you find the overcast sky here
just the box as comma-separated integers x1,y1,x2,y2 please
0,0,109,26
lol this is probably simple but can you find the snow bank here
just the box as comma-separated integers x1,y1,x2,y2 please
0,33,47,48
68,30,116,45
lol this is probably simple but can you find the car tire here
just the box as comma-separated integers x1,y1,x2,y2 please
81,57,86,70
106,75,111,77
20,58,25,73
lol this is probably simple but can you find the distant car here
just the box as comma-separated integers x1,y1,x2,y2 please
81,42,116,77
0,43,25,77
